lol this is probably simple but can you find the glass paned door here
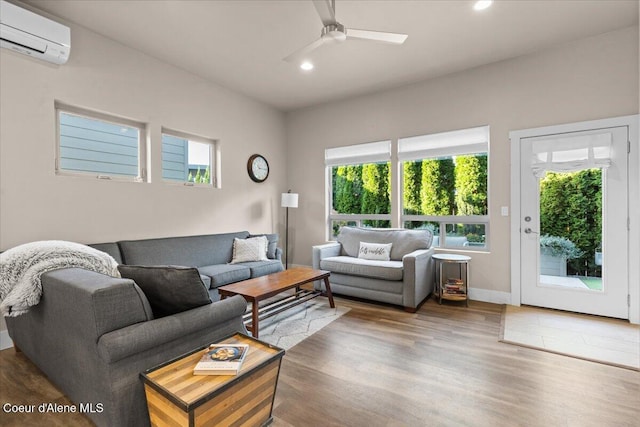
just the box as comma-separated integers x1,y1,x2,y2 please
520,127,629,319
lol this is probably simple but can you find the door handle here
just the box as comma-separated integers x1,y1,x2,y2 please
524,228,538,234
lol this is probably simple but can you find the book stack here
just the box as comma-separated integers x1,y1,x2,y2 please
443,278,465,295
193,343,249,376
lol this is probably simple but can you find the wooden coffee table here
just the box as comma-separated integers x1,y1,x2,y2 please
218,267,335,338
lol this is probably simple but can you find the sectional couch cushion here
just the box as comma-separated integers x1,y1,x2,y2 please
320,256,404,281
89,242,123,264
198,264,251,288
118,232,250,266
117,265,212,317
337,227,433,261
241,259,285,278
200,274,212,288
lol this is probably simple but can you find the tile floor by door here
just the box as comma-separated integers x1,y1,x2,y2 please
501,304,640,370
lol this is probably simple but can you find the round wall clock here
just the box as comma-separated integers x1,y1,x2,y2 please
247,154,269,183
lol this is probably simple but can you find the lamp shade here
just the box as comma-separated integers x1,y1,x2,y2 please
281,192,299,208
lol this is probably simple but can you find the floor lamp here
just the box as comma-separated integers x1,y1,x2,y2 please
281,190,299,269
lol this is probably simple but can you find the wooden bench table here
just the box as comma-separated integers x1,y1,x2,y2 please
218,267,335,338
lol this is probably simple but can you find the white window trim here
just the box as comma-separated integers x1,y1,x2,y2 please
325,140,391,166
325,141,393,240
55,101,147,182
398,126,490,251
161,127,219,188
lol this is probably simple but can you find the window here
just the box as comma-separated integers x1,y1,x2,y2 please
56,103,146,181
399,126,489,249
161,129,217,187
324,127,490,250
326,141,391,238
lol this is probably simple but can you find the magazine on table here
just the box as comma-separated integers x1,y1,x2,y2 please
193,343,249,376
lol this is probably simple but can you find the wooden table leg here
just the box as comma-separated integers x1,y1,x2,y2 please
323,277,335,308
251,299,260,338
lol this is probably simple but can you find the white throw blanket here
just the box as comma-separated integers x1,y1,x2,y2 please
0,240,121,317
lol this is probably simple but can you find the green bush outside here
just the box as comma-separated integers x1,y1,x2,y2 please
540,169,602,276
539,235,583,260
331,154,487,240
330,158,601,276
188,166,210,184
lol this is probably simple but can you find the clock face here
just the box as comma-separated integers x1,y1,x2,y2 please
248,154,269,182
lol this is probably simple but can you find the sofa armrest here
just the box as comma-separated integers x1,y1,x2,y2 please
33,268,152,339
97,294,247,363
402,247,435,309
312,242,341,269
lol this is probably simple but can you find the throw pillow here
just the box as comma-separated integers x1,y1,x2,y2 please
230,236,268,264
358,242,392,261
117,265,211,318
249,233,279,259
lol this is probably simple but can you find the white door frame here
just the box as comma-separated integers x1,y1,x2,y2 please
510,115,639,324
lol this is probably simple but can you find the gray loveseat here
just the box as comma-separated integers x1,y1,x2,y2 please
5,231,283,427
312,227,434,312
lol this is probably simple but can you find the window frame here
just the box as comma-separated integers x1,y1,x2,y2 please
161,127,219,188
326,141,393,239
325,128,490,252
55,102,147,182
398,127,490,251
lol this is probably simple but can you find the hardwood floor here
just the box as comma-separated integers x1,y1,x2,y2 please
1,297,638,426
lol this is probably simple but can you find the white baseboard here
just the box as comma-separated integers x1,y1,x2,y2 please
0,329,14,350
468,288,511,305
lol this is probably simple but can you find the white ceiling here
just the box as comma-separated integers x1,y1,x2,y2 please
25,0,639,112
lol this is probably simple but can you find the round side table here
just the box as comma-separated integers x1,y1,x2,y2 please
433,253,471,306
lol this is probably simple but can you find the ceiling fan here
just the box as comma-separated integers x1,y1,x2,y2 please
284,0,408,63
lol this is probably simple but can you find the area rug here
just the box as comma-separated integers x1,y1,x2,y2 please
500,304,639,371
255,298,350,350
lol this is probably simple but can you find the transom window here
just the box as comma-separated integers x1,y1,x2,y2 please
161,128,218,187
56,103,146,181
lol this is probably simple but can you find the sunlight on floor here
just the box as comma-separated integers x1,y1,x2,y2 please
501,304,639,370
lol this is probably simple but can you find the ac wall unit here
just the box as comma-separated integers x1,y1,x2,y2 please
0,0,70,64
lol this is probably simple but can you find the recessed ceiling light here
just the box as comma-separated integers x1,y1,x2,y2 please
473,0,493,11
300,61,314,71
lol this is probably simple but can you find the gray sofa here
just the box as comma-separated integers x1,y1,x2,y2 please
5,231,283,427
312,227,434,312
92,231,283,302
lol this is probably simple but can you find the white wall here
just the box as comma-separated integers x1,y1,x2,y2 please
285,26,639,301
0,12,287,340
0,19,287,251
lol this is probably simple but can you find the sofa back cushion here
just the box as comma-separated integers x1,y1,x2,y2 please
337,227,433,261
89,242,123,264
118,232,250,266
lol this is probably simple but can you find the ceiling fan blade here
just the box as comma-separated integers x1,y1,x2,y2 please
346,28,408,44
283,37,327,63
312,0,337,26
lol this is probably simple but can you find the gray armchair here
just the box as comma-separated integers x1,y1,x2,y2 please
312,227,435,312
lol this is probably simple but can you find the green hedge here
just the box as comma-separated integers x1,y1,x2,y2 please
540,169,602,276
